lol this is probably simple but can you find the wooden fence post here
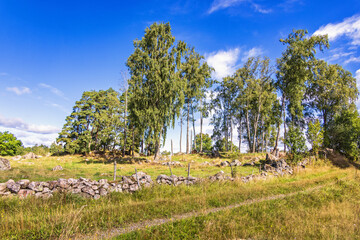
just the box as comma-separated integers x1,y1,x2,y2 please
135,168,141,190
113,159,117,181
188,163,191,177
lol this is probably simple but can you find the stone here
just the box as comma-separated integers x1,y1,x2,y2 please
99,188,107,196
52,165,63,171
98,179,108,186
22,152,38,159
129,184,138,192
57,179,69,189
18,189,35,198
93,194,100,200
12,155,21,161
16,179,30,189
7,180,20,193
220,161,230,167
67,178,78,185
0,183,7,194
82,186,95,196
266,153,278,161
0,158,11,170
230,160,242,166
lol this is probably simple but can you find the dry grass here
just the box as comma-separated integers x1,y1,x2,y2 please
0,164,350,239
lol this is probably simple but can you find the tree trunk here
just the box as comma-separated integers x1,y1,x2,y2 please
122,89,128,157
230,117,233,152
245,110,252,152
200,99,203,153
283,96,286,153
192,107,196,151
141,133,144,154
190,131,192,153
238,122,242,153
273,95,284,153
265,134,268,153
186,100,189,154
252,98,262,153
180,116,183,153
225,113,228,151
154,127,162,161
132,126,135,158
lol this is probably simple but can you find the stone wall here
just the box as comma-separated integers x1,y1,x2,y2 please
0,158,294,199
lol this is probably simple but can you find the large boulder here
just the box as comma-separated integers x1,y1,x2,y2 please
266,153,278,162
0,158,11,170
22,152,38,159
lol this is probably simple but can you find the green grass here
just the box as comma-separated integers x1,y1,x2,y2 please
119,176,360,240
0,165,350,239
0,153,264,182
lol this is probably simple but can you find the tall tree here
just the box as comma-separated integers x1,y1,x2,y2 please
181,47,213,154
127,22,187,160
275,29,329,151
308,60,358,146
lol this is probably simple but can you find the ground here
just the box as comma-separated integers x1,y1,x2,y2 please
0,153,359,240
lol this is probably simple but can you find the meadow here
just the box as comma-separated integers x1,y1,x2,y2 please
0,153,359,239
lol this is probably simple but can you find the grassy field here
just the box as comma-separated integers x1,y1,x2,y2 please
0,153,265,182
0,153,359,239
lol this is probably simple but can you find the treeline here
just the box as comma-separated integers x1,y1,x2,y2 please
56,24,360,161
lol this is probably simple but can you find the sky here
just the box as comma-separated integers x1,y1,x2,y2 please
1,0,360,152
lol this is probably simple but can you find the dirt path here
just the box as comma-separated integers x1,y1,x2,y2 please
74,183,329,240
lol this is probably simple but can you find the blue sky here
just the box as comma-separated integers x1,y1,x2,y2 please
1,0,360,152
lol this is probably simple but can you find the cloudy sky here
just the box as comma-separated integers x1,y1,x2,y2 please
1,0,360,151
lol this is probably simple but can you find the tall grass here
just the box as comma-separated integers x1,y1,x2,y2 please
0,167,347,239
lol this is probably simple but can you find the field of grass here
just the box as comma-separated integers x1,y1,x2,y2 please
0,153,359,239
0,153,264,182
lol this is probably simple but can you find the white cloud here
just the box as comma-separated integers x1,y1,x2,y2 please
0,115,60,134
208,0,245,14
6,86,31,95
0,126,57,147
39,83,68,100
252,3,272,14
313,15,360,45
206,47,264,79
241,47,264,62
206,48,241,79
344,56,360,64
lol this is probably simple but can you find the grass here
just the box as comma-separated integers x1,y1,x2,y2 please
119,176,360,240
0,164,352,239
0,153,264,182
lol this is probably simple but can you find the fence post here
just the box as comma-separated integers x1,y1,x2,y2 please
135,167,141,190
113,159,117,181
188,163,191,177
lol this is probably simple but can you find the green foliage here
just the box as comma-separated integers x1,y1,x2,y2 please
127,22,188,158
0,131,23,156
327,108,360,160
306,119,323,155
57,88,137,154
194,133,212,152
285,125,307,163
277,29,329,125
308,60,358,145
49,142,65,155
213,138,239,152
161,150,171,156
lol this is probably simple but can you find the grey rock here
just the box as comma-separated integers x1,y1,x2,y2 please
0,158,11,170
18,189,35,198
52,165,63,171
16,179,30,189
7,180,20,193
